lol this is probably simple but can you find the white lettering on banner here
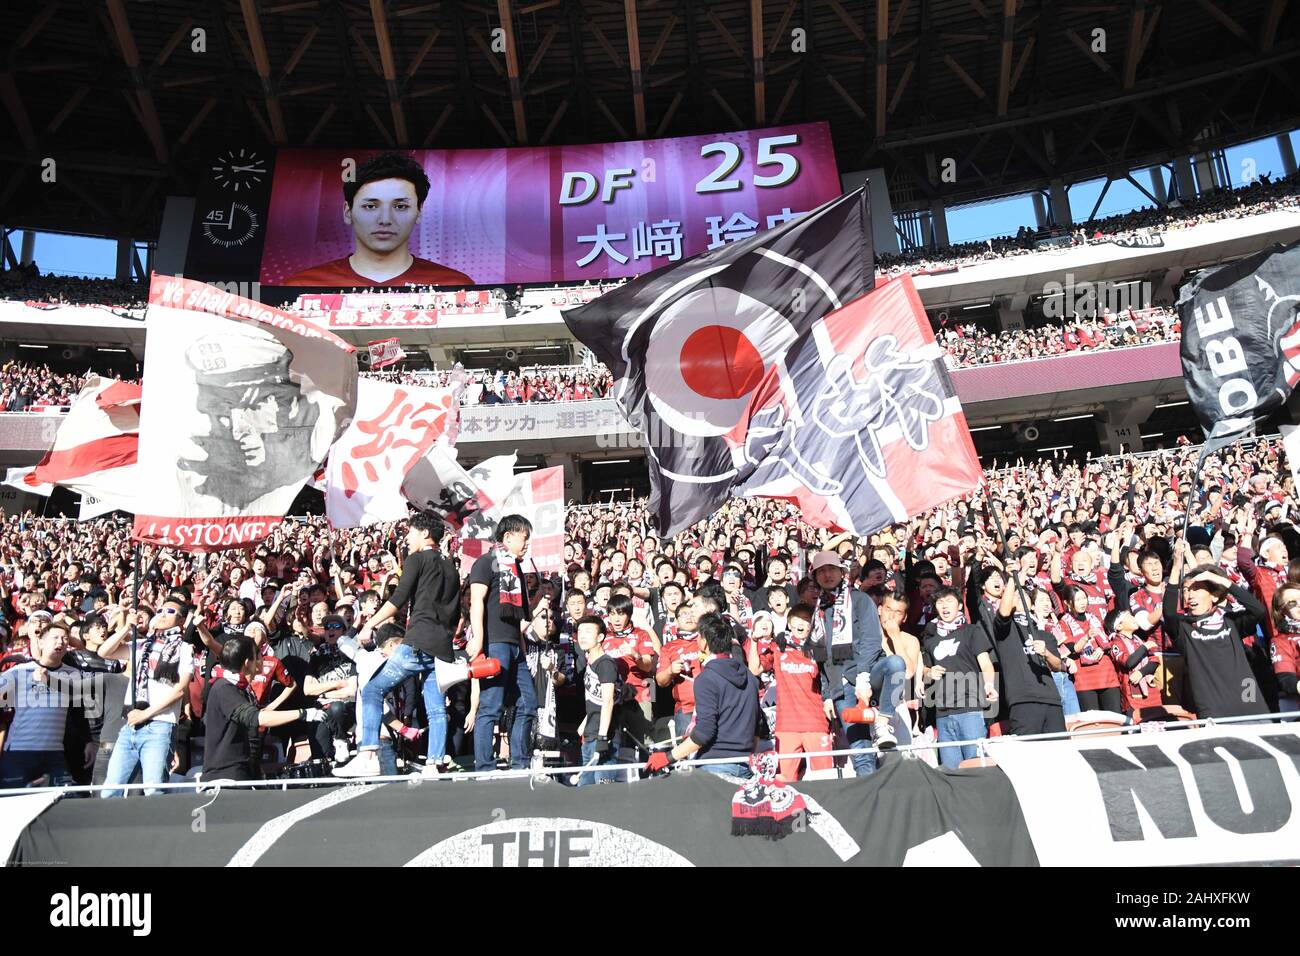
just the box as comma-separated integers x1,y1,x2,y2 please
1194,296,1234,338
1206,338,1247,376
404,801,859,865
137,518,278,551
988,723,1300,866
1191,295,1260,421
1219,378,1259,415
405,818,693,866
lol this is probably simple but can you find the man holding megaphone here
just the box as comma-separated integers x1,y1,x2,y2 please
335,512,481,778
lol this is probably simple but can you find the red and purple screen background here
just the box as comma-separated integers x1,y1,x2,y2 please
258,122,841,286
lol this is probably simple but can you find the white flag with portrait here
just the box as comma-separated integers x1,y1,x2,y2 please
133,275,357,552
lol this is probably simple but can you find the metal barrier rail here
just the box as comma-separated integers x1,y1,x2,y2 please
3,710,1295,798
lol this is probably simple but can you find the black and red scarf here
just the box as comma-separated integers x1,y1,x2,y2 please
134,626,185,704
934,612,966,637
730,752,809,840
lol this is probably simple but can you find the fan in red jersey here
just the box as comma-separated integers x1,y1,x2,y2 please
748,604,834,782
283,153,472,288
601,593,659,754
1103,608,1162,715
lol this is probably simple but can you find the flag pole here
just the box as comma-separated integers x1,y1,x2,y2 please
130,544,140,708
983,481,1047,667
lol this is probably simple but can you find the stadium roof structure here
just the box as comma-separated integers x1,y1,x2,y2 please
1,0,1298,242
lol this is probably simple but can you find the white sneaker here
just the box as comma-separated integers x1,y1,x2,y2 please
332,740,351,764
421,757,450,778
873,716,898,751
332,753,379,778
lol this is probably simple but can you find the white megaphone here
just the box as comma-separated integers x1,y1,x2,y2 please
435,655,502,694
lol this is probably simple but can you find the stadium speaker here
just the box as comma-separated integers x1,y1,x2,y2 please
1015,424,1041,443
60,347,80,361
504,348,518,362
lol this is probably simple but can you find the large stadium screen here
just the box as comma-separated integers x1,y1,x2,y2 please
183,122,841,288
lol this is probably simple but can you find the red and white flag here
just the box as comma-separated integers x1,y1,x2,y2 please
133,275,357,552
28,375,141,510
737,274,982,532
3,466,53,497
455,463,565,575
325,376,462,527
367,337,406,369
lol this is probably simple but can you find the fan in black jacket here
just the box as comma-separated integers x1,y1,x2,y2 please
1162,540,1270,720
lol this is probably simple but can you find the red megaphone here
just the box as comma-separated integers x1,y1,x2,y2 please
435,655,502,693
840,706,880,724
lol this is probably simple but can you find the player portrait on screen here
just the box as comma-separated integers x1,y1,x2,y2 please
282,152,473,287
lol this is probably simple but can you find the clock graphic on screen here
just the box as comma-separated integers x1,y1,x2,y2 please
210,149,267,191
202,202,259,248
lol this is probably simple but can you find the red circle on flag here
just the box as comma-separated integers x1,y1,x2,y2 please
679,325,766,400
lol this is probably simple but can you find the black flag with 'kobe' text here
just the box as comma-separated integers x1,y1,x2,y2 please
563,188,873,536
1177,240,1300,452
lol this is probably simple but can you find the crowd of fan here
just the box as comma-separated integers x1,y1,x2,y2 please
3,433,1299,792
939,306,1181,367
0,266,148,310
365,366,615,404
0,300,1175,419
877,171,1300,276
0,360,614,413
0,362,106,411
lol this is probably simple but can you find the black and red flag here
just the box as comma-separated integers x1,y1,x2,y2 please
564,188,981,536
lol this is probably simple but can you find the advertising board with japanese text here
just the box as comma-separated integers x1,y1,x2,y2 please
254,123,840,286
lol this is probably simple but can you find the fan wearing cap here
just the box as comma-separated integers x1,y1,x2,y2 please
807,549,909,776
180,330,321,512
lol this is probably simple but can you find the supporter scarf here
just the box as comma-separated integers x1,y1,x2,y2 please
810,581,854,652
661,619,680,643
134,626,185,704
212,665,251,690
1218,554,1240,577
1279,616,1300,636
730,752,809,840
494,546,524,619
1259,560,1288,589
1192,608,1227,631
934,612,966,637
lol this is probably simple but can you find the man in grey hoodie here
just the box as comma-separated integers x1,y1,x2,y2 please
644,612,758,778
